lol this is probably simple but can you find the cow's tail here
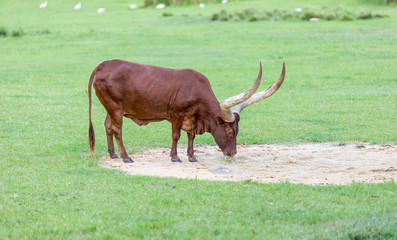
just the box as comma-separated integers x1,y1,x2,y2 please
88,69,97,157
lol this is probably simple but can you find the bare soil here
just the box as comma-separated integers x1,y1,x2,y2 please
100,143,397,185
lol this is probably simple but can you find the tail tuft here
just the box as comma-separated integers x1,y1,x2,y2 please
88,70,97,157
89,121,95,157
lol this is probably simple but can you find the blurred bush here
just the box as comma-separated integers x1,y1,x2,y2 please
361,0,397,4
144,0,235,7
11,28,24,37
0,26,8,37
0,26,25,37
211,7,388,22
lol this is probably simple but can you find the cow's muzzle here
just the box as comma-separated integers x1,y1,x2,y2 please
223,150,237,157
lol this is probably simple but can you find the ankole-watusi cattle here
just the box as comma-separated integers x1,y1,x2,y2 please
88,59,285,163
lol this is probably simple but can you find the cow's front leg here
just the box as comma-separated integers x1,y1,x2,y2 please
171,120,182,162
187,132,198,162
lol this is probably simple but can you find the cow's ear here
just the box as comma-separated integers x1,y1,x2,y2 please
233,112,240,122
216,116,224,125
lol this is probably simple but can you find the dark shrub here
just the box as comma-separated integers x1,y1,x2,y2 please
281,10,293,20
359,11,372,19
0,26,7,37
248,14,259,22
325,14,336,20
211,13,220,21
219,10,230,21
302,10,322,20
243,8,255,18
144,0,238,7
211,6,387,22
235,11,245,20
341,14,354,21
361,0,397,3
37,29,51,34
373,13,388,18
11,28,24,37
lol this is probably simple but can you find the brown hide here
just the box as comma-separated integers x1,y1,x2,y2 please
88,59,239,163
94,60,219,124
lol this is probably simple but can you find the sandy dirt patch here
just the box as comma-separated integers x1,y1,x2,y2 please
100,143,396,185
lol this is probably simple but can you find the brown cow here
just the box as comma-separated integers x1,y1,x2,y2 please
88,59,285,163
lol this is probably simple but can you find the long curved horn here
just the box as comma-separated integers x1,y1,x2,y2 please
231,59,286,114
220,62,263,122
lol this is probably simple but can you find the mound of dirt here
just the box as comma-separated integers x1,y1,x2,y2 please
100,143,396,185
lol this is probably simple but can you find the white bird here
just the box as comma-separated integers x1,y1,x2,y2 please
40,1,48,8
97,8,106,13
295,8,302,12
221,0,227,5
155,3,165,9
199,3,205,8
74,2,81,10
129,4,138,10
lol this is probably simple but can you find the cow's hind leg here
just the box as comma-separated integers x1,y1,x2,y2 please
187,133,198,162
104,113,119,159
110,111,133,163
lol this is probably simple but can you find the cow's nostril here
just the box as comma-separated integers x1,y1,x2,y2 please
223,151,236,157
222,151,230,156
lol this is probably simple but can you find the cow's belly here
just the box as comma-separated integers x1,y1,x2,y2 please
125,116,167,126
123,105,170,126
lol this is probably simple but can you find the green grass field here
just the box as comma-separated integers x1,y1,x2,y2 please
0,0,396,239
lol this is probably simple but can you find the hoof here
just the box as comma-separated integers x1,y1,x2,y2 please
123,158,134,163
189,157,198,162
171,158,182,163
110,154,119,159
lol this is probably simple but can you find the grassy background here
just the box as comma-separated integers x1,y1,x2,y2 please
0,0,396,238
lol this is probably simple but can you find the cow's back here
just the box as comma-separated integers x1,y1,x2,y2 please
92,60,219,122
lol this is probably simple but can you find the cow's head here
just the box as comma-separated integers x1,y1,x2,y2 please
212,60,286,157
211,113,240,156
